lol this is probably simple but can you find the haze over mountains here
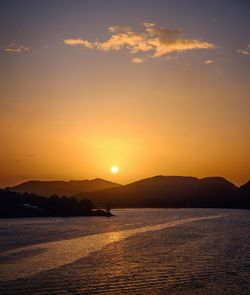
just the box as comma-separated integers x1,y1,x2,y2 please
11,179,120,197
9,176,250,209
74,176,246,208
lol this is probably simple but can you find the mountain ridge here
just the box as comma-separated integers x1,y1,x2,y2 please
10,178,121,197
72,175,242,208
8,175,250,209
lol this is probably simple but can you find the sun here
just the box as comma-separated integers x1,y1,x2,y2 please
111,166,119,174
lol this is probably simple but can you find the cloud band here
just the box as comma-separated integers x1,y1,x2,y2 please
64,23,216,62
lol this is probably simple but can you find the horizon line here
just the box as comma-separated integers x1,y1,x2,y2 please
4,174,250,189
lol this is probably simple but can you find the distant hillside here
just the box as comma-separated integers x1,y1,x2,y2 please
0,189,113,218
11,178,121,197
239,180,250,208
240,180,250,193
73,175,246,209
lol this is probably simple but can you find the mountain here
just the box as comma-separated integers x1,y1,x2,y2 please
8,176,249,209
240,180,250,194
10,178,121,197
73,175,243,208
239,180,250,208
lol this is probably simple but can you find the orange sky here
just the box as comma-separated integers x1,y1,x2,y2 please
0,1,249,187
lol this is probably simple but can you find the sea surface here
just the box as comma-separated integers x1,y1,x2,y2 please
0,209,249,294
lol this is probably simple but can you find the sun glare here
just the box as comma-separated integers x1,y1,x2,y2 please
111,166,119,174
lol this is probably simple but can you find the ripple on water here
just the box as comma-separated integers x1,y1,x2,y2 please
0,209,250,295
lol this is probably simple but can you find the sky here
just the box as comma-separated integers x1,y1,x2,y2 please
0,0,250,187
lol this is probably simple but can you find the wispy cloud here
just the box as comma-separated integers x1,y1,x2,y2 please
205,59,215,64
237,50,250,56
64,23,216,62
96,31,151,53
64,38,93,49
148,38,215,58
131,57,144,64
5,44,29,53
108,25,133,33
237,44,250,56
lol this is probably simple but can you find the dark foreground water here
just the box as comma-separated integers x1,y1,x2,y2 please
0,209,249,295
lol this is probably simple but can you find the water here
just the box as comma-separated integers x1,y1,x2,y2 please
0,209,249,294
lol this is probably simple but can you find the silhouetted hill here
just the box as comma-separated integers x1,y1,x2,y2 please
0,188,113,218
5,176,249,210
10,178,121,197
240,180,250,193
73,175,246,208
239,180,250,208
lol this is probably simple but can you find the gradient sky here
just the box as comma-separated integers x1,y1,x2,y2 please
0,0,250,187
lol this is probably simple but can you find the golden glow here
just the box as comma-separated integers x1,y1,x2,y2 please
0,12,249,188
111,166,119,174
